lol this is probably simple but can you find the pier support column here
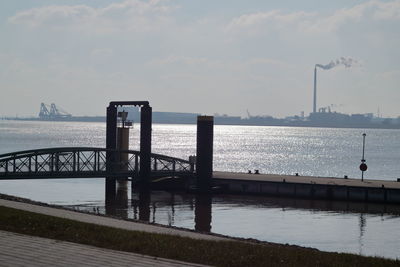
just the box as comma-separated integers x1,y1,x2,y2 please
139,105,152,186
106,105,117,203
196,116,214,192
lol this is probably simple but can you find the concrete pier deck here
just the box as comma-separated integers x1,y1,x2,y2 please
213,171,400,204
214,171,400,189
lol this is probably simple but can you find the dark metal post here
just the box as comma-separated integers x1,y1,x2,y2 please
106,104,117,203
196,116,214,192
362,133,366,163
139,105,152,184
106,105,118,169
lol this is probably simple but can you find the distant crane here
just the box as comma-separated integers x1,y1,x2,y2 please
39,103,72,119
246,109,252,118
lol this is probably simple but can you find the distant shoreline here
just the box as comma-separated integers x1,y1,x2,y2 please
2,116,400,130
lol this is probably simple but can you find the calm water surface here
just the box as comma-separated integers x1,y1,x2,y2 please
0,120,399,259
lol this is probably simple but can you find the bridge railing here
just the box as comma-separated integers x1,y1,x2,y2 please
0,147,194,179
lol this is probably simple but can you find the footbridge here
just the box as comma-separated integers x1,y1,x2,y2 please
0,147,194,180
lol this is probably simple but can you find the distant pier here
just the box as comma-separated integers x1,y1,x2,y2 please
212,171,400,204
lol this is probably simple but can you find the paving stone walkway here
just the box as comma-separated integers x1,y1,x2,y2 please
0,199,226,241
0,230,209,267
0,199,230,266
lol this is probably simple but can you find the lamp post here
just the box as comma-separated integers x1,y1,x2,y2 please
359,133,367,181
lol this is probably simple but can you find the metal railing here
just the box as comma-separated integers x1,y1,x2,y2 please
0,147,194,180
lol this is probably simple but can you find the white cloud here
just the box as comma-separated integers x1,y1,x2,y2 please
227,0,400,35
226,10,314,35
373,0,400,20
2,0,400,117
8,5,95,28
8,0,177,33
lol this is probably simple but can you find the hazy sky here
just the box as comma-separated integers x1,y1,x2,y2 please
1,0,399,118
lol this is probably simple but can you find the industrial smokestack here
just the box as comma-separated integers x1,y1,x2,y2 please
313,57,358,114
313,66,317,114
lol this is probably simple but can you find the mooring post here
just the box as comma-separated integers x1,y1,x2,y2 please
139,105,152,185
106,105,118,157
196,116,214,192
105,104,118,203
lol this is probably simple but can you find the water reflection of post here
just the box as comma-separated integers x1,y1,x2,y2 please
358,213,366,255
115,180,128,218
139,190,151,222
195,194,212,233
167,193,175,226
105,190,117,216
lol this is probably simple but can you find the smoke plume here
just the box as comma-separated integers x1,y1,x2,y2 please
315,57,357,70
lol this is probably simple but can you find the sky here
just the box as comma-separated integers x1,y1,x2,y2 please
0,0,399,118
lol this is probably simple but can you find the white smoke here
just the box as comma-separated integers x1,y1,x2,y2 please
316,57,358,70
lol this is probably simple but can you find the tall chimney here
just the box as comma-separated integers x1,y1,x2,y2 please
313,66,317,113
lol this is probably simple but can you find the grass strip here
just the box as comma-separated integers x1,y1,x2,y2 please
0,205,398,267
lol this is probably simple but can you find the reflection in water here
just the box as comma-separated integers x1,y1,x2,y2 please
195,194,212,232
137,190,151,222
105,178,116,215
128,190,212,232
359,213,366,255
169,193,175,226
105,179,129,217
115,180,128,218
83,190,400,259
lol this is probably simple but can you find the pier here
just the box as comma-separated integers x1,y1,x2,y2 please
213,171,400,204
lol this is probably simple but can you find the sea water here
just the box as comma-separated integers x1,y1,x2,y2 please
0,120,399,259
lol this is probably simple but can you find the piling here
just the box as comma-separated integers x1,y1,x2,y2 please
105,105,117,204
139,105,152,186
196,116,214,192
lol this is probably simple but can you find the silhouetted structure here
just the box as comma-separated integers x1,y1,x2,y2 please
196,116,214,192
106,101,152,198
39,103,72,119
